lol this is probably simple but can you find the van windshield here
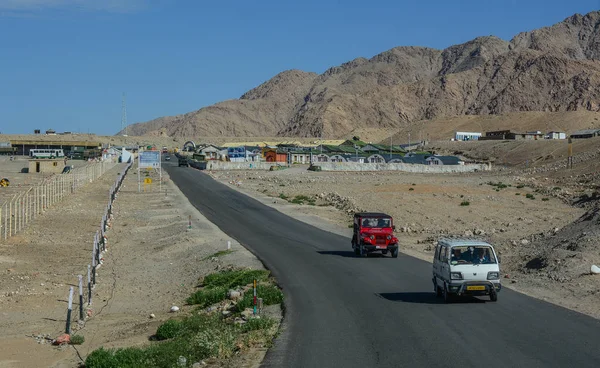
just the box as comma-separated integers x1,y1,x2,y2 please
450,246,496,265
360,218,391,228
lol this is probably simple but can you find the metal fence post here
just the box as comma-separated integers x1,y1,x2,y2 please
66,287,73,334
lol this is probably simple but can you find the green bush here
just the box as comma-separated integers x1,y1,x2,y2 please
156,319,183,340
290,195,315,205
85,348,118,368
409,188,414,191
516,184,525,189
202,269,270,290
70,334,85,345
542,198,549,201
236,285,283,312
279,193,288,200
515,193,521,196
525,193,535,200
460,201,470,206
187,286,228,307
241,316,276,332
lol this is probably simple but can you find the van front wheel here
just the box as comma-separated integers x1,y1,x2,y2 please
490,289,498,302
443,283,452,303
433,278,442,297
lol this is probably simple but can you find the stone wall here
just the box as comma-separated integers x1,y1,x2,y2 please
203,161,276,170
314,162,491,173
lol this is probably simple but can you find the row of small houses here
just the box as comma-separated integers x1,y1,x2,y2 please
196,143,463,165
454,129,600,141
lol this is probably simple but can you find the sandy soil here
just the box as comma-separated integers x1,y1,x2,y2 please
209,164,600,320
0,164,278,368
0,156,96,205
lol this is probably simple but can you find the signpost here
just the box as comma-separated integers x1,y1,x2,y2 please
138,150,161,192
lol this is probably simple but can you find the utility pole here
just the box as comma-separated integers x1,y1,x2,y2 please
121,93,128,136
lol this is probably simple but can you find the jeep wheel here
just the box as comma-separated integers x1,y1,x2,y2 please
359,245,367,258
391,248,398,258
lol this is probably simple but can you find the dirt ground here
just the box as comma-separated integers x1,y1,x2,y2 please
209,161,600,320
0,163,278,368
0,156,96,205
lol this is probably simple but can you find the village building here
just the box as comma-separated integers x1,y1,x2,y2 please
570,129,600,139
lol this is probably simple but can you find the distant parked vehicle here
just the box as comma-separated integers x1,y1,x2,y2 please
351,212,399,258
178,157,188,167
29,149,64,159
432,238,501,302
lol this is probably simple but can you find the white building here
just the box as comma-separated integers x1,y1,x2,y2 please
545,131,566,140
454,132,482,141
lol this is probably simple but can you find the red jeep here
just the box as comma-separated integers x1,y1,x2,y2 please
351,212,399,258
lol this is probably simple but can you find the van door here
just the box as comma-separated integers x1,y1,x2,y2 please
434,245,446,286
433,245,440,277
440,246,450,282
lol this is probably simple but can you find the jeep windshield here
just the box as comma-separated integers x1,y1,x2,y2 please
450,246,497,265
360,218,391,228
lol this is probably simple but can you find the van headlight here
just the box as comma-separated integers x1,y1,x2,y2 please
450,272,463,280
487,271,500,280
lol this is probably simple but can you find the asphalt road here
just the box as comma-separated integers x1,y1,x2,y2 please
165,162,600,368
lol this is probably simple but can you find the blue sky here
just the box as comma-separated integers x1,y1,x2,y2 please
1,0,598,135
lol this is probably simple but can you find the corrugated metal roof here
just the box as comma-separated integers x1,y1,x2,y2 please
315,139,346,146
571,129,600,135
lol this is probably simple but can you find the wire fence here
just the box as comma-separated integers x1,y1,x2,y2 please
65,160,133,336
0,161,116,240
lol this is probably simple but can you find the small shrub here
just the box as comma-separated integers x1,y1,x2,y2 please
279,193,288,200
542,198,549,201
241,316,276,332
553,187,561,191
236,284,283,312
412,183,416,186
203,250,234,260
156,319,183,340
186,286,228,307
460,195,464,198
85,348,118,368
515,193,521,196
525,193,535,200
279,184,285,187
202,269,270,290
460,201,470,206
190,322,238,359
516,184,525,189
348,224,353,228
70,334,85,345
290,195,315,205
409,188,414,191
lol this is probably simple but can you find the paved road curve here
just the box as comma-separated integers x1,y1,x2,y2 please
165,163,600,368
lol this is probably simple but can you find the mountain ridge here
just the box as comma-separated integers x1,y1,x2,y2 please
120,10,600,139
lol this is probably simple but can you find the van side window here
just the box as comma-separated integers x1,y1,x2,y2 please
441,246,448,262
437,246,444,261
434,246,440,260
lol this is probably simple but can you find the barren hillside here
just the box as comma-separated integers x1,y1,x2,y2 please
125,11,600,139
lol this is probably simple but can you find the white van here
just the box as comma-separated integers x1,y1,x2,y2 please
432,238,501,302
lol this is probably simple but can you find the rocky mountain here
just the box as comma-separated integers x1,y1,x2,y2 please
121,11,600,138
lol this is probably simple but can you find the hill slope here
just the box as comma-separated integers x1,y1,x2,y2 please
123,11,600,139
